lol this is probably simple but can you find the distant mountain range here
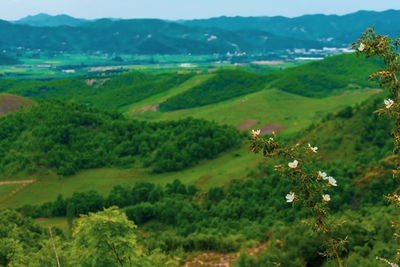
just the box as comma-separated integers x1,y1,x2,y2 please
1,10,399,55
14,13,88,27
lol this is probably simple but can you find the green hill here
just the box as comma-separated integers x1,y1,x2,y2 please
303,95,393,164
0,18,322,55
0,100,243,177
14,13,87,27
182,9,400,47
3,10,400,55
155,54,381,111
159,69,268,111
269,53,382,97
1,71,194,111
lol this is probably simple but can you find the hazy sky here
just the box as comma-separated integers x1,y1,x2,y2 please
1,0,400,21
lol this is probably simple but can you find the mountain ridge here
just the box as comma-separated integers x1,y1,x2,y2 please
1,9,399,55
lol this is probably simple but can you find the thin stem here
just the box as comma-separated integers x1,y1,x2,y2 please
49,227,61,267
334,248,343,267
104,240,124,266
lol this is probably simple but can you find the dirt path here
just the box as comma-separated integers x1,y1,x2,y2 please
0,179,36,185
0,179,36,205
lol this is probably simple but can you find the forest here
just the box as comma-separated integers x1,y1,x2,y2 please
0,100,243,176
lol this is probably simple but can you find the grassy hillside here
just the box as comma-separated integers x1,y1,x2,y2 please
269,53,382,97
0,54,381,115
130,88,381,136
159,69,268,111
4,92,391,208
154,53,382,113
113,53,380,115
303,95,393,164
0,144,260,208
124,74,214,113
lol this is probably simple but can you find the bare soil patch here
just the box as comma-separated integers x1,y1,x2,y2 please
0,94,34,116
35,218,48,222
85,78,110,87
89,66,122,72
182,243,267,267
260,123,287,135
195,176,211,187
237,119,259,131
251,60,284,65
141,104,159,113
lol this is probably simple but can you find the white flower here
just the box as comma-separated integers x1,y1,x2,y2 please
358,43,365,52
251,129,261,137
322,194,331,202
308,143,318,153
286,192,295,203
269,137,274,141
384,98,394,109
288,160,298,169
328,176,337,186
318,171,328,180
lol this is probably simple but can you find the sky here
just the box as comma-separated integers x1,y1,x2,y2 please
1,0,400,21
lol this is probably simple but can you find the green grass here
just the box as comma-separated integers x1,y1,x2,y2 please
0,144,260,208
127,88,381,136
35,217,70,234
0,184,21,198
120,74,214,113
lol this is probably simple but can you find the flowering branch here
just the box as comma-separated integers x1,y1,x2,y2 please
352,26,400,265
249,131,346,266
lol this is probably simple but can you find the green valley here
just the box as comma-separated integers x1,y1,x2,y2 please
0,21,399,266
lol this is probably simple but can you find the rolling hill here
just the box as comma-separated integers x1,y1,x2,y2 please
0,18,323,55
182,9,400,47
1,10,398,55
0,100,243,177
154,53,381,111
14,13,88,27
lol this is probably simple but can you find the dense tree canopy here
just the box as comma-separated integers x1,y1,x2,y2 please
0,100,243,176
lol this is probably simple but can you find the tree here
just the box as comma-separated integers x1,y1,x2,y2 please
69,206,178,267
70,207,142,267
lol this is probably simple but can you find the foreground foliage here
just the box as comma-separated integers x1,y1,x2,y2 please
0,208,177,267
